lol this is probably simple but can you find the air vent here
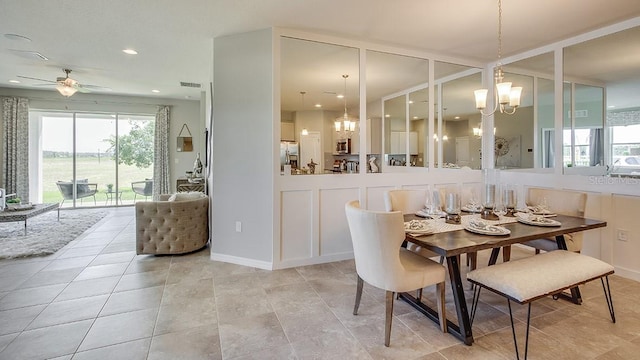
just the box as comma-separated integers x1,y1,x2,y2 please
567,110,589,118
180,81,201,88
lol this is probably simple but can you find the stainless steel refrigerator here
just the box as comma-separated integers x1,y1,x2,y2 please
280,141,299,170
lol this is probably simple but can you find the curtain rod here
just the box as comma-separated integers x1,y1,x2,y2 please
19,95,172,107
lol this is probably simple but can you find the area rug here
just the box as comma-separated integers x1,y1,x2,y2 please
0,209,107,259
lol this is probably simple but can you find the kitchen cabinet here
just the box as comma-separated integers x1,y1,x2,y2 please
366,117,382,154
389,131,418,155
281,122,295,141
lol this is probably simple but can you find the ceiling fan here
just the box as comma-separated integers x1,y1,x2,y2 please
17,68,109,97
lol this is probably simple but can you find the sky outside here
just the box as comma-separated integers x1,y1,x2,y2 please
40,115,153,153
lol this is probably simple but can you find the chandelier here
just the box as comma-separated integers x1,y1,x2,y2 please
474,0,522,116
335,74,357,135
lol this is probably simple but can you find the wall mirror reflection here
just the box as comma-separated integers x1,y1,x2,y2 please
280,37,359,175
562,26,640,175
433,61,482,169
366,50,428,172
496,53,556,170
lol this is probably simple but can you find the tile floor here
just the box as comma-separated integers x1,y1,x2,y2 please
1,207,639,359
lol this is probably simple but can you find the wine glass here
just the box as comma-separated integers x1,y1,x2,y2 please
468,188,480,212
493,200,506,225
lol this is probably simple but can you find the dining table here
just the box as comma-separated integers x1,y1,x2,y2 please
402,212,607,346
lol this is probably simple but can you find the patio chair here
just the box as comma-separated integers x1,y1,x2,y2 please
56,180,98,206
132,179,153,201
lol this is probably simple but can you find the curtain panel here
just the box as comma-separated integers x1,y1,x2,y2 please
1,97,29,202
153,105,170,200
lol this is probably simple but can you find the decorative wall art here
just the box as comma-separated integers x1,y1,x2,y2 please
495,135,521,168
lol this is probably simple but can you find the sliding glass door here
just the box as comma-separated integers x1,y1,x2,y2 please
30,111,154,208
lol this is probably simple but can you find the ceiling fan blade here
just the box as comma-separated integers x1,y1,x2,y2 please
79,84,112,92
17,75,56,83
74,84,91,93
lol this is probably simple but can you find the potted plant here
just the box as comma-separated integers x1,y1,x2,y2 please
6,197,21,210
107,184,113,192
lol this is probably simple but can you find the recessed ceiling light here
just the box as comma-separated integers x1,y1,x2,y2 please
413,116,418,119
4,33,31,42
314,104,321,108
408,100,414,104
454,116,460,119
123,49,138,55
151,89,160,93
385,114,390,118
9,80,20,84
336,94,344,99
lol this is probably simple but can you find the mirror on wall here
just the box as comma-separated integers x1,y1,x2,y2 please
280,37,359,175
366,50,429,172
561,27,640,175
498,53,555,170
433,61,483,169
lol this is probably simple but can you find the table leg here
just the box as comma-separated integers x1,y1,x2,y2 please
446,255,474,345
488,247,501,266
555,235,583,304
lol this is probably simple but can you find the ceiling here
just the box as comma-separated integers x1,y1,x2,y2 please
1,0,640,101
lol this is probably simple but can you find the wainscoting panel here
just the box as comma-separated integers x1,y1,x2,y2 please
365,186,395,211
319,187,359,256
280,190,313,262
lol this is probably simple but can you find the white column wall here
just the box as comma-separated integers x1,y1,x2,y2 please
211,29,274,268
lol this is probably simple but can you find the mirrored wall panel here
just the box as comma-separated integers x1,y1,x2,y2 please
433,61,482,169
280,37,359,175
560,26,640,173
366,50,428,172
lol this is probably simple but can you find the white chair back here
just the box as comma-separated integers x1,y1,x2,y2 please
345,200,407,291
383,189,426,214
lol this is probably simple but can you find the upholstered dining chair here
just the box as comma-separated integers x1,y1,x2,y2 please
383,189,442,262
345,200,446,347
384,189,477,271
502,187,588,261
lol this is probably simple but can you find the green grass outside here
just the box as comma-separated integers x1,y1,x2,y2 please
42,156,152,206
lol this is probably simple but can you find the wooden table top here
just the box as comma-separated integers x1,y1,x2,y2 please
404,214,607,257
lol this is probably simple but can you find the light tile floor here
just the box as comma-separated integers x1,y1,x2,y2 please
1,207,639,359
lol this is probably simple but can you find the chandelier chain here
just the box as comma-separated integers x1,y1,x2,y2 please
497,0,503,65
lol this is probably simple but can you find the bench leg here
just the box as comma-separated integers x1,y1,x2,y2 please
602,276,616,323
508,299,532,360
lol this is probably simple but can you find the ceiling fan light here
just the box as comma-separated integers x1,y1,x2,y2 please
56,84,77,97
509,87,523,107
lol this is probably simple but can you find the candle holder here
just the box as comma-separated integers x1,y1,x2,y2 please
481,169,500,220
444,191,461,224
503,184,517,217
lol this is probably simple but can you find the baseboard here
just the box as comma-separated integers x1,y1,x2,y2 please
210,252,273,270
613,265,640,282
273,252,354,270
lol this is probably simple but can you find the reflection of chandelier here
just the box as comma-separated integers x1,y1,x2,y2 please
335,74,357,136
474,0,522,116
473,122,496,137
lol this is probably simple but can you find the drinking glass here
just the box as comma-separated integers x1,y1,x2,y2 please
493,201,506,225
468,188,480,212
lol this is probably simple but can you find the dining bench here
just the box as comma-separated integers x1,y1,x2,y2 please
466,250,615,360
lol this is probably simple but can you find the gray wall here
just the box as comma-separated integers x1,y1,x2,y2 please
212,29,274,263
0,87,202,191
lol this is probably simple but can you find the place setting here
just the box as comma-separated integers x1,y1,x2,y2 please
404,219,434,236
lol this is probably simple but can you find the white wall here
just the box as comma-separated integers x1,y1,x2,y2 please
212,29,274,267
0,87,202,191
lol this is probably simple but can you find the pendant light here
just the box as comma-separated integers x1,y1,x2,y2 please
474,0,522,116
300,91,309,136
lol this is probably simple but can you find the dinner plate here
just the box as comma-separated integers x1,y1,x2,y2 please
415,209,445,218
527,206,555,216
517,214,561,227
461,205,482,213
464,220,510,236
404,220,434,234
